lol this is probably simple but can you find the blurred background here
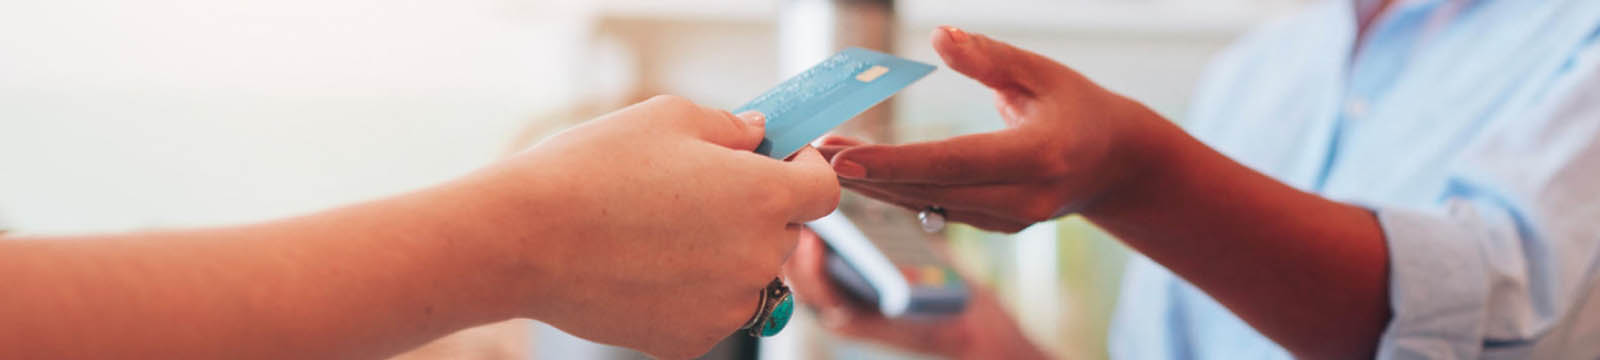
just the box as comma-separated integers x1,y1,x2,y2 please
0,0,1310,358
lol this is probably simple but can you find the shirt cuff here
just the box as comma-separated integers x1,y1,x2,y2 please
1374,204,1489,360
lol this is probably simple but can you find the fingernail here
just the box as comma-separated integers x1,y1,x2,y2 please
737,111,766,127
833,160,866,179
941,25,969,44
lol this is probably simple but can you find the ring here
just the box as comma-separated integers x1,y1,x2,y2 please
918,206,947,233
740,278,795,337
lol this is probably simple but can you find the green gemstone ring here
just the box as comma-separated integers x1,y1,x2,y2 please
741,278,794,337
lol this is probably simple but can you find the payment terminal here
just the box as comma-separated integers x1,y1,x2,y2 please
806,210,969,318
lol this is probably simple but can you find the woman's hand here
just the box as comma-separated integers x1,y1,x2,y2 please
782,230,1051,359
456,95,840,359
821,26,1171,233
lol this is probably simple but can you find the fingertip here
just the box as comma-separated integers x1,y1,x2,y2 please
931,26,969,51
715,108,765,151
788,145,827,165
737,111,766,128
944,25,970,43
833,160,866,179
932,26,977,67
930,28,1053,96
733,110,766,142
817,145,850,161
827,146,873,179
817,134,866,147
683,102,767,151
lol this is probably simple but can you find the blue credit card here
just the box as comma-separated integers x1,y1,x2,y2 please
734,47,936,159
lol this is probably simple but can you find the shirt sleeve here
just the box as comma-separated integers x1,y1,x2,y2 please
1375,40,1600,359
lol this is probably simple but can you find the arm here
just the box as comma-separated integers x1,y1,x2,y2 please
1080,49,1600,358
0,95,840,360
1084,120,1389,359
0,184,528,359
821,27,1388,359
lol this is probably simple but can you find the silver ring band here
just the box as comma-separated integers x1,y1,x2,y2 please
918,206,947,233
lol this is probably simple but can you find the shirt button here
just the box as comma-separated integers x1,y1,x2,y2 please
1344,98,1370,119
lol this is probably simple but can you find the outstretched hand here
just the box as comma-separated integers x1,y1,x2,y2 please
823,26,1391,360
821,26,1166,233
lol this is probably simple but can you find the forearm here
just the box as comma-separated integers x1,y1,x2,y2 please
1084,119,1391,359
0,181,525,359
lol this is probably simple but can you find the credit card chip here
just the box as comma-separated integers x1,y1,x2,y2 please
855,65,890,83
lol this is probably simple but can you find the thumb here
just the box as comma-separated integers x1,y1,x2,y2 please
781,146,842,222
635,95,766,150
930,26,1072,97
696,108,767,151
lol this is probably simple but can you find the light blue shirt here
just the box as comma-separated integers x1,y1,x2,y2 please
1109,0,1600,358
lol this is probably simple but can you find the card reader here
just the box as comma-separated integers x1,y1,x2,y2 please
807,210,969,318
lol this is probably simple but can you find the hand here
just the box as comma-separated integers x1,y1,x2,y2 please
457,95,840,359
783,230,1051,359
0,95,838,360
821,26,1169,233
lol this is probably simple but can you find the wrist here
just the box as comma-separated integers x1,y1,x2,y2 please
1081,99,1188,220
410,167,568,322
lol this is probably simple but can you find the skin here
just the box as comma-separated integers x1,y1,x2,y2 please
793,27,1391,359
784,230,1051,360
0,95,840,360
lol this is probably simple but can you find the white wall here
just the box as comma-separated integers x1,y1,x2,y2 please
0,0,591,233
